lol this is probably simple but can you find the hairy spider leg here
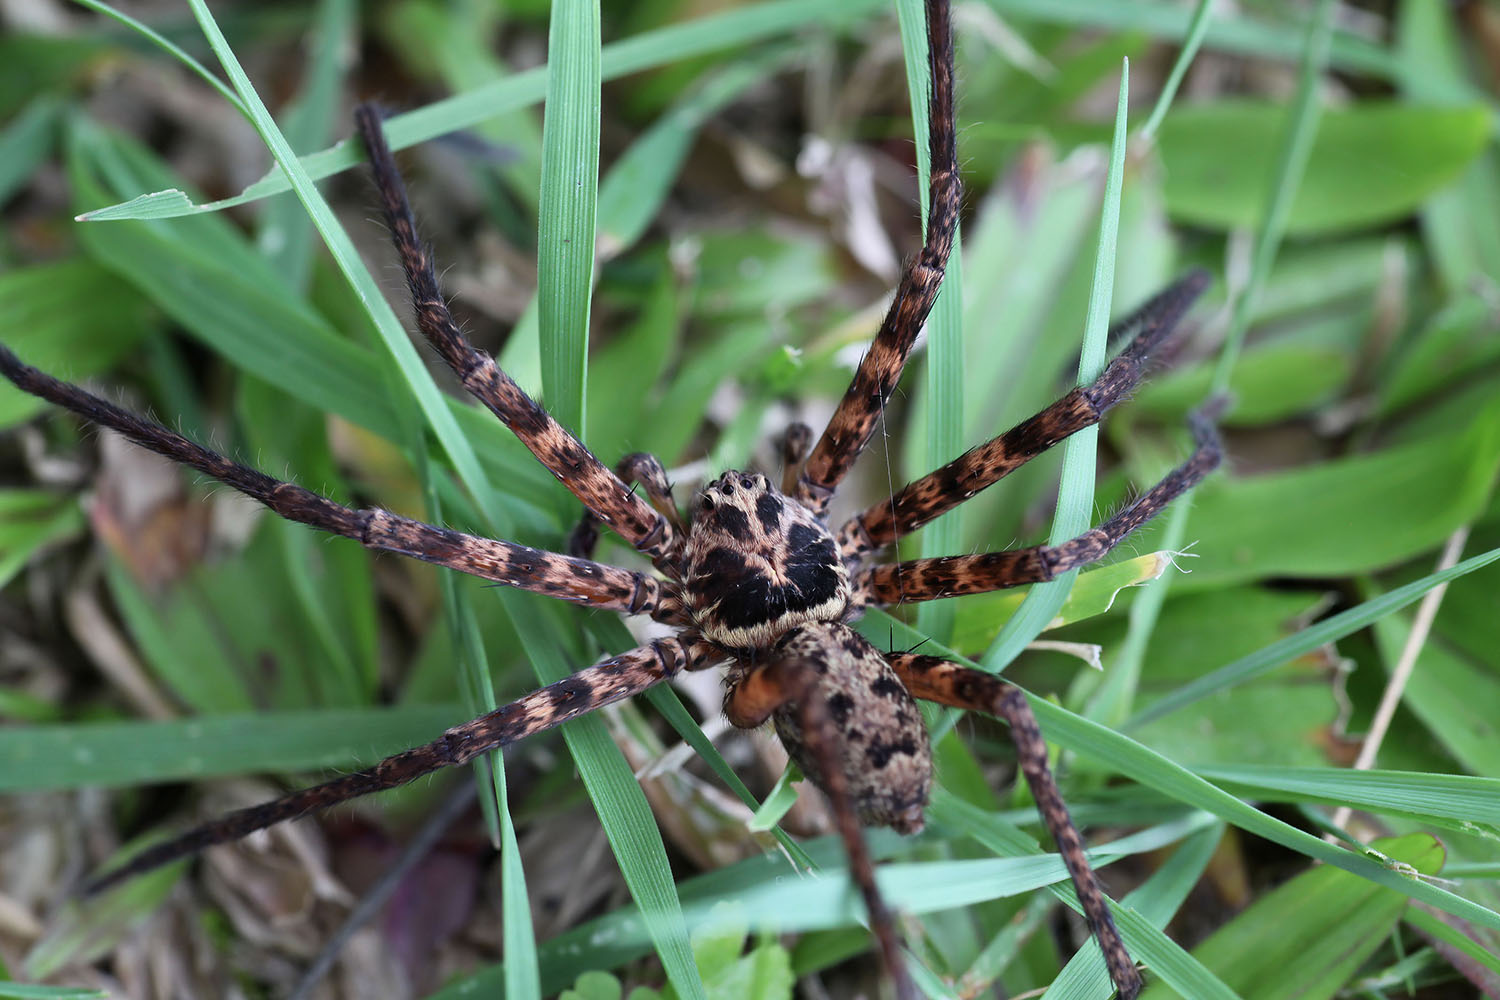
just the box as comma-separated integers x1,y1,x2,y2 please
726,631,929,1000
838,269,1213,559
569,452,683,561
857,405,1222,605
779,421,814,495
0,346,686,625
792,0,959,517
889,654,1144,999
355,106,679,572
83,635,719,895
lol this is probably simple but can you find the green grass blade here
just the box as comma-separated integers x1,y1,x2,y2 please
69,0,246,115
180,0,503,525
0,985,108,1000
981,59,1129,672
1138,0,1214,141
1033,696,1500,935
537,0,599,435
1143,834,1444,1000
1403,907,1500,978
871,613,1500,938
444,581,542,1000
432,815,1215,997
1095,0,1335,726
254,0,352,291
0,707,463,791
1040,824,1227,1000
897,0,965,645
1195,765,1500,832
1212,0,1335,393
533,4,699,994
0,94,63,205
80,0,885,222
1127,543,1500,727
934,791,1238,1000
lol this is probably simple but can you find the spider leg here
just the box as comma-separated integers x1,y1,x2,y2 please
726,657,919,1000
354,106,676,568
855,405,1221,606
837,270,1210,558
888,654,1142,999
779,420,813,495
0,347,686,624
792,0,959,517
84,635,718,896
568,452,683,562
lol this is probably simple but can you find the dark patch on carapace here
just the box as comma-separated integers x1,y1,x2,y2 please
787,522,821,553
715,504,752,541
755,493,783,533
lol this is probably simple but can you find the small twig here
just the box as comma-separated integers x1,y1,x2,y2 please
288,781,476,1000
1327,526,1470,838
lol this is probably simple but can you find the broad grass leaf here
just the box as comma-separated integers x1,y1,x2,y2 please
1196,765,1500,837
1133,343,1350,426
0,490,85,591
0,260,153,427
1159,102,1490,234
1396,4,1500,288
1143,834,1445,1000
0,706,461,792
1369,595,1500,780
1179,403,1500,585
1097,588,1337,770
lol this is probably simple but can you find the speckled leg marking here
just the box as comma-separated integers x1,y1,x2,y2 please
857,405,1222,606
0,347,685,624
84,635,719,896
355,107,676,564
889,654,1142,1000
838,270,1211,558
568,452,684,571
725,623,930,1000
792,0,959,517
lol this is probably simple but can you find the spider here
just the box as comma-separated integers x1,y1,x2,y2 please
0,1,1222,996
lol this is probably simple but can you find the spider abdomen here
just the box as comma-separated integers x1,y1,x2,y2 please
766,622,932,834
685,471,851,649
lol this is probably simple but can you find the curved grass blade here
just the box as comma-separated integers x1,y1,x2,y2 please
896,0,965,646
1127,543,1500,727
532,2,700,994
1094,0,1336,726
981,59,1129,672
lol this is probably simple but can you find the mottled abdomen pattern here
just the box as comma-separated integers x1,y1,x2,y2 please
766,622,933,834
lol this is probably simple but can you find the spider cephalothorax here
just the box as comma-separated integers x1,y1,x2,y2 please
0,3,1227,997
685,471,851,649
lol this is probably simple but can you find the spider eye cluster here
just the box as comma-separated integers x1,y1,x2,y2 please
684,470,851,650
695,471,771,512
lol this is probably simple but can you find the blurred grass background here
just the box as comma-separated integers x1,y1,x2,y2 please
1,1,1499,998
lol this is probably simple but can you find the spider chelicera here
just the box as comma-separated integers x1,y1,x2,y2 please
0,1,1223,996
